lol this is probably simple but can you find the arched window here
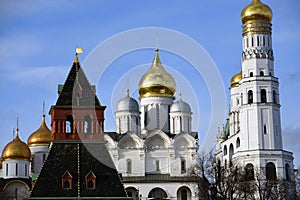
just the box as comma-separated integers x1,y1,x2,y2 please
177,187,192,200
236,137,240,148
224,159,227,169
250,72,253,77
127,159,132,174
257,36,260,46
181,158,186,174
229,144,234,166
84,115,92,133
260,71,264,76
66,115,73,134
245,163,254,181
266,162,277,180
273,90,277,104
148,188,167,199
285,163,291,181
248,90,253,104
261,89,267,103
224,145,227,155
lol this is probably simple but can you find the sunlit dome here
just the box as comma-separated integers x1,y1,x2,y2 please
116,89,139,112
230,71,242,87
241,0,272,24
27,115,51,147
139,48,176,98
2,131,31,161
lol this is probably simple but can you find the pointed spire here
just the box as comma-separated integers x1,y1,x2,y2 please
43,101,45,117
153,48,162,66
74,53,79,64
16,117,19,136
126,88,130,97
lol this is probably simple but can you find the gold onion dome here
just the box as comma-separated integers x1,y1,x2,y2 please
27,115,51,147
1,130,31,161
139,48,176,98
241,0,272,24
230,71,242,87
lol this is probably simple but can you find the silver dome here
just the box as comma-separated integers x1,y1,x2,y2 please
116,90,139,112
170,95,191,113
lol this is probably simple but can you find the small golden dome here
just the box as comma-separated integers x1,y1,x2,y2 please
139,49,176,98
1,131,31,161
241,0,272,24
230,71,242,87
27,115,51,147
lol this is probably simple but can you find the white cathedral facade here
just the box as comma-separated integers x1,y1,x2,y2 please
105,49,199,200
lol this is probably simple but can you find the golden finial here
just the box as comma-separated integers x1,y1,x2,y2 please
178,93,182,102
74,47,83,63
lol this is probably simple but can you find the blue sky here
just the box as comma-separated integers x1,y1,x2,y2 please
0,1,299,166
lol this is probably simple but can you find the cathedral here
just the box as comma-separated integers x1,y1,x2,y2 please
0,0,297,199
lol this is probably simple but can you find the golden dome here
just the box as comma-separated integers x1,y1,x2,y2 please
27,115,51,147
139,49,176,98
230,71,242,87
241,0,272,24
1,131,31,161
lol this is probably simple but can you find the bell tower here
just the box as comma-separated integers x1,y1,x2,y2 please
49,52,106,141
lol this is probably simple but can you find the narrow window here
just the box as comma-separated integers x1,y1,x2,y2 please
66,115,73,134
263,36,265,46
225,160,227,169
6,163,8,176
252,37,254,46
16,163,18,176
224,145,227,155
241,93,243,105
25,164,28,176
257,36,260,46
127,159,132,174
181,159,186,174
88,180,94,189
261,89,267,103
84,115,91,133
236,137,240,148
229,144,234,166
285,163,291,181
273,90,277,104
266,162,277,180
248,90,253,104
250,72,253,77
156,160,160,171
260,71,264,76
246,37,249,48
264,124,267,134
